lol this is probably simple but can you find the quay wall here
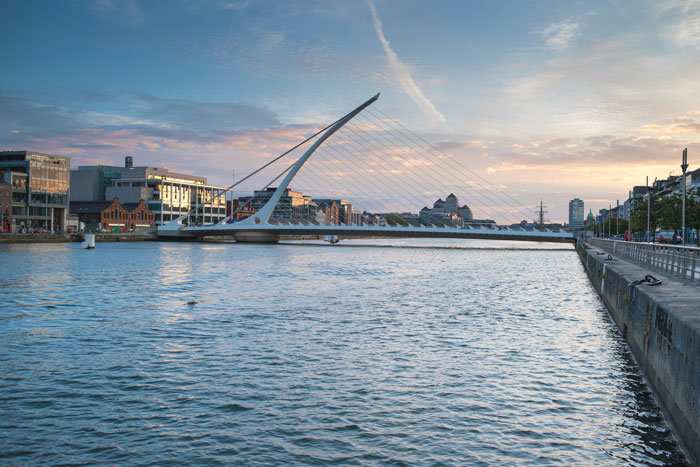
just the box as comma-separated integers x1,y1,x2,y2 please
92,232,157,242
577,244,700,465
0,233,76,243
0,231,157,243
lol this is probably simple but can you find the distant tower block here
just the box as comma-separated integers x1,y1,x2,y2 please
125,156,134,168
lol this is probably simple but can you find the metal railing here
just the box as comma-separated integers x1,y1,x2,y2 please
588,238,700,284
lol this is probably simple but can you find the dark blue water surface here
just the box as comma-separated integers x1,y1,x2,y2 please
0,240,688,465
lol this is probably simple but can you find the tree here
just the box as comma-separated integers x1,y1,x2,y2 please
656,194,682,229
588,192,700,244
630,196,661,233
686,194,700,230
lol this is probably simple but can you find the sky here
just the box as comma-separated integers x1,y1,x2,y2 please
1,0,699,222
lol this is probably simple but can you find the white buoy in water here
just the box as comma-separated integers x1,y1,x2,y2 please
81,233,96,249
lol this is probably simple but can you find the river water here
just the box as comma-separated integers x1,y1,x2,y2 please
0,240,688,465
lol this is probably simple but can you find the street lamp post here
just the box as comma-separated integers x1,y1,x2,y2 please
616,199,619,237
681,148,688,245
608,204,612,239
647,176,651,243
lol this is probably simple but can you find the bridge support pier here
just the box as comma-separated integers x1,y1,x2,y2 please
233,232,279,243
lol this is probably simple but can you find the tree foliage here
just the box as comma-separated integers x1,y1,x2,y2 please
623,192,700,244
629,193,700,231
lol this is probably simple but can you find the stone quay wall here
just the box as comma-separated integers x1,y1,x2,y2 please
577,243,700,465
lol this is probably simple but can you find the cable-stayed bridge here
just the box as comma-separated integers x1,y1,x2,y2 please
158,93,574,244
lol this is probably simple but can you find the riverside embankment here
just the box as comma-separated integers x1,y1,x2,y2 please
578,240,700,465
0,231,157,243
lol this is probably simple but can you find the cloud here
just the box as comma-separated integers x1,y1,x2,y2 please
497,36,700,142
436,140,484,150
366,0,446,126
538,20,581,49
0,92,304,161
483,133,690,172
136,95,279,132
0,91,341,190
637,111,700,134
87,0,145,28
641,123,700,134
654,0,700,47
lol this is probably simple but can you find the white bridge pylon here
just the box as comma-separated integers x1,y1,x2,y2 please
244,92,379,226
158,93,574,244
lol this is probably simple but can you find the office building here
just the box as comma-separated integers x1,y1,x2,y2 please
70,165,122,201
445,193,458,213
0,150,70,232
94,157,229,226
419,194,473,225
568,198,584,229
226,199,256,221
313,198,356,224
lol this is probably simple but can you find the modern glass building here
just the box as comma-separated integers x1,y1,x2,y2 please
104,158,229,226
0,150,70,232
568,198,585,229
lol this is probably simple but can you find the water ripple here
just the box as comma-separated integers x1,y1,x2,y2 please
0,240,688,465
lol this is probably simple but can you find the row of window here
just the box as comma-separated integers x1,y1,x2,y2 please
11,206,54,217
29,162,69,193
104,209,152,221
148,203,226,214
157,213,225,223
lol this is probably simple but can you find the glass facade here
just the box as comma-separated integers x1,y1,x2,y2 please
29,155,69,193
155,180,227,225
0,151,70,231
106,166,229,226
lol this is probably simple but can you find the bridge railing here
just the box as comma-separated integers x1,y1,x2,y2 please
588,238,700,284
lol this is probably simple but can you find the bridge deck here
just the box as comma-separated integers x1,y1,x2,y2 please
161,223,575,243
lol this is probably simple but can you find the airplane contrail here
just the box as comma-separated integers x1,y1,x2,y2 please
367,0,447,125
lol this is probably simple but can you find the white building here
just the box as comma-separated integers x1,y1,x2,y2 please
104,157,229,226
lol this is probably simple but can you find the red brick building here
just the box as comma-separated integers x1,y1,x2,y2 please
0,182,11,232
317,202,340,225
226,199,256,221
70,197,155,232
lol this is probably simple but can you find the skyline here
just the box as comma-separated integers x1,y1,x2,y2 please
1,0,699,221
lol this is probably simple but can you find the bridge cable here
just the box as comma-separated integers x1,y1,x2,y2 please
355,112,524,224
367,107,538,220
314,129,438,214
347,116,520,224
345,116,514,223
222,118,341,193
293,145,416,218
